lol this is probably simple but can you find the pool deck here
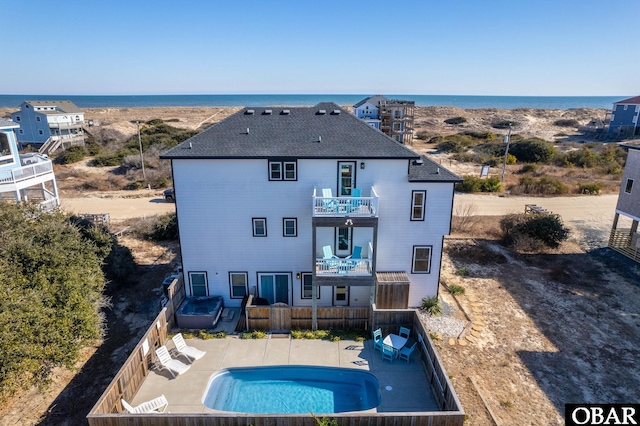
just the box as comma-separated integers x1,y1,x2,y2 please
132,336,439,414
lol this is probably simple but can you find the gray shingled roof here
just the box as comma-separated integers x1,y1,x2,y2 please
161,102,419,160
408,155,462,183
353,95,389,108
0,118,19,128
24,100,83,113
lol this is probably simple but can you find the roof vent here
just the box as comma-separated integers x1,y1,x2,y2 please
247,127,250,134
318,136,322,142
189,142,193,149
246,109,254,115
416,158,424,165
436,167,440,174
317,109,326,115
263,109,272,115
332,110,341,115
281,109,290,115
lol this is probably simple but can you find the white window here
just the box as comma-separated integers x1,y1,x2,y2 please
301,273,319,299
19,129,23,134
188,272,208,296
625,179,634,194
283,218,297,237
411,190,426,221
15,116,20,121
253,218,267,237
229,272,248,299
269,160,297,181
38,130,44,135
412,246,432,274
393,122,402,131
36,116,41,122
624,105,628,111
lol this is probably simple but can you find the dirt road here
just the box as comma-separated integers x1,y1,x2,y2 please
59,192,618,224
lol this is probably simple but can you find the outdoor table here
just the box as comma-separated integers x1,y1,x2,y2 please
383,333,407,356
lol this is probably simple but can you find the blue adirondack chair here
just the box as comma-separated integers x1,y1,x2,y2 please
381,343,396,363
349,188,362,212
322,188,336,212
346,246,363,269
372,328,383,353
322,245,340,270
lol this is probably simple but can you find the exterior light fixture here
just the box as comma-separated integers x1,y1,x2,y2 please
296,273,301,280
360,162,365,169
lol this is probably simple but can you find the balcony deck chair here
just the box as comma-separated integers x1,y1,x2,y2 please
321,188,336,212
346,245,363,269
398,340,418,363
399,326,411,339
349,188,362,212
121,394,168,413
154,345,190,378
322,245,341,270
381,343,396,363
372,328,383,353
172,333,206,362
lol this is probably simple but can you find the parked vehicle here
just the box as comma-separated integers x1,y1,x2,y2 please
163,188,175,202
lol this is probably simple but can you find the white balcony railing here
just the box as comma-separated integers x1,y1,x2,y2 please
316,258,372,276
313,187,379,217
0,159,54,185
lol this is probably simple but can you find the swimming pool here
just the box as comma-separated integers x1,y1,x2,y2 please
202,366,381,414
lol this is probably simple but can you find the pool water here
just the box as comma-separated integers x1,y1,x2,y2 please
202,366,381,414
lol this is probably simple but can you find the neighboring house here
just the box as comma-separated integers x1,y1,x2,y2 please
11,100,86,154
353,95,415,144
607,96,640,138
160,103,460,321
0,118,60,210
609,144,640,262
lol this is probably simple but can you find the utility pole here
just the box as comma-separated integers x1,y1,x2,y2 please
136,121,146,181
501,125,512,182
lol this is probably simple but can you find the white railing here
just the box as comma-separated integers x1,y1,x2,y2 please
312,187,379,217
0,160,54,185
315,258,372,276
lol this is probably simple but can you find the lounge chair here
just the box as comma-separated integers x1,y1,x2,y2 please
121,394,168,413
350,188,362,212
399,340,417,363
346,246,363,269
322,245,341,270
399,326,411,339
321,188,336,212
372,328,383,353
155,345,190,378
381,343,396,363
172,333,206,362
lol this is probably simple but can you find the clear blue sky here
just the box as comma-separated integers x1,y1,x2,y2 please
2,0,638,96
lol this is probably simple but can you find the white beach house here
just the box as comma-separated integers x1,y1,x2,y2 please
160,103,459,314
0,118,60,210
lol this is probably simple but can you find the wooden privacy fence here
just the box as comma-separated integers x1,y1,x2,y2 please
88,275,184,416
244,296,370,331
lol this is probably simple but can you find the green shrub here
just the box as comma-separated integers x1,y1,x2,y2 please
241,331,267,339
416,131,430,140
438,140,465,153
0,204,107,401
124,180,148,190
86,140,102,156
509,140,555,163
481,176,502,192
577,182,602,195
421,296,442,316
57,145,88,164
290,329,367,342
149,213,178,241
520,164,538,174
463,131,495,140
456,267,469,277
500,213,570,249
554,119,579,128
444,116,467,125
514,176,568,195
506,153,517,164
146,118,164,126
447,284,466,295
456,176,483,193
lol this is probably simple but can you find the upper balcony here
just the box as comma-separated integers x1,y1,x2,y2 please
0,154,56,192
312,186,379,217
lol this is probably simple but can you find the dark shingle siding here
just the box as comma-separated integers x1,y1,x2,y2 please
161,102,419,160
408,155,462,183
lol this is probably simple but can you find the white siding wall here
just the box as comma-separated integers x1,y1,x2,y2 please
173,157,454,308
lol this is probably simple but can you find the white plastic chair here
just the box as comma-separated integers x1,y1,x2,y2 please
172,333,206,362
155,345,190,378
121,394,168,413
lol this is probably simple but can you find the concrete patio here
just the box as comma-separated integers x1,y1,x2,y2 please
131,336,440,414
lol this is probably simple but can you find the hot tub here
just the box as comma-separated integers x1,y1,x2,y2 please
175,296,224,329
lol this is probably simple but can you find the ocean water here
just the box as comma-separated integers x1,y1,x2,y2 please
0,94,624,110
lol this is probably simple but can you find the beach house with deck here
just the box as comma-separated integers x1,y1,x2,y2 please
607,96,640,138
160,102,459,329
11,100,86,154
609,144,640,261
0,118,59,210
353,96,415,144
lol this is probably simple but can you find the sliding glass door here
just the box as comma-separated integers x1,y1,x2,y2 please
258,273,290,305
